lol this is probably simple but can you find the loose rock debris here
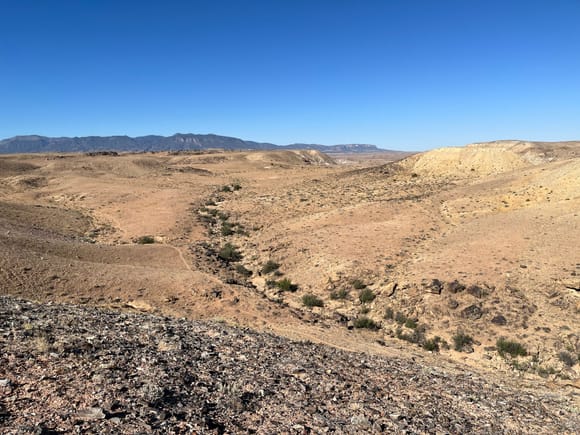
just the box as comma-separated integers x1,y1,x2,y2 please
0,296,578,434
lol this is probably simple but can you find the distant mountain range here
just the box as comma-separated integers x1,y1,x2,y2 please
0,133,386,154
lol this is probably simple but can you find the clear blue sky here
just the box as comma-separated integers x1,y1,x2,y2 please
1,1,579,150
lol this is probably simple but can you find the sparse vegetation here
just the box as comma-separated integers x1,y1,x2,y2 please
218,243,242,262
135,235,155,244
405,318,418,329
557,351,577,367
358,288,376,303
423,337,441,352
261,260,280,274
302,294,324,308
330,288,348,300
221,222,234,236
352,279,366,290
275,278,298,292
396,325,427,345
537,365,558,378
353,316,379,330
384,307,394,320
496,337,527,358
452,332,474,352
235,264,252,277
395,311,407,325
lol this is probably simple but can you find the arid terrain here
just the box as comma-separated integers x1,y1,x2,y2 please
1,142,579,432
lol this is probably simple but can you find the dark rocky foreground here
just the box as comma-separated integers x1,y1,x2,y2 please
0,296,577,434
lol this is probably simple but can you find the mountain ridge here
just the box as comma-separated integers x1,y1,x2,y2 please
0,133,387,154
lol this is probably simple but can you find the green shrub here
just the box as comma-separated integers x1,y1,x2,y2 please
261,260,280,274
353,317,379,330
235,264,252,277
405,318,418,329
218,243,242,262
352,279,366,290
330,289,348,300
136,235,155,244
302,294,324,308
496,337,527,358
359,288,376,303
396,325,426,345
275,278,298,292
452,331,474,352
221,222,234,236
384,307,394,320
423,337,441,352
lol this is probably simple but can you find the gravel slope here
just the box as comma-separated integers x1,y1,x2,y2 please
0,296,578,434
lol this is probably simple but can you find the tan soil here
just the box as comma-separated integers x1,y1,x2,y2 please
0,144,579,402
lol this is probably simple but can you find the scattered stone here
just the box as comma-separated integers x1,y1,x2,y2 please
491,315,507,326
75,407,105,421
461,304,483,320
0,296,577,434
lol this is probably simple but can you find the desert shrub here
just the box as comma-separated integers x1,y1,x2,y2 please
359,288,376,303
261,260,280,274
218,243,242,262
221,222,234,236
232,182,242,191
558,351,577,367
397,325,426,345
496,337,527,358
384,307,394,320
423,337,441,352
405,318,418,329
537,365,558,378
136,235,155,244
352,279,366,290
360,306,370,314
452,331,474,352
217,211,230,221
220,185,232,192
330,288,348,300
395,312,407,325
353,317,379,330
235,224,249,236
235,264,252,277
275,278,298,292
302,294,324,308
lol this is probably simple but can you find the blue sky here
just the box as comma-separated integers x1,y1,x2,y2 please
1,1,579,150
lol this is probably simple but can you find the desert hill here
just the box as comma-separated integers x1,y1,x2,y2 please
0,143,579,431
401,140,580,178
